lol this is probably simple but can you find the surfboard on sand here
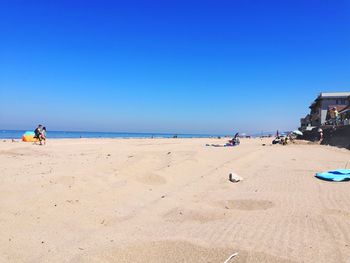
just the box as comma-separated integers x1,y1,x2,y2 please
315,169,350,182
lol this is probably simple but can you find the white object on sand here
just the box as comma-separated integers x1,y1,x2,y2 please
224,252,239,263
229,173,242,182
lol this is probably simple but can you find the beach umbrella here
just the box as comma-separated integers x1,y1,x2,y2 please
292,130,303,136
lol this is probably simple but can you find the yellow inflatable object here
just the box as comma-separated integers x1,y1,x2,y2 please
22,135,39,142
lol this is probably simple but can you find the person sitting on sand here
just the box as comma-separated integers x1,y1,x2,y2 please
228,133,240,146
272,136,281,145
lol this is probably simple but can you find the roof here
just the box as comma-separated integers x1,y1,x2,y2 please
310,92,350,108
319,92,350,98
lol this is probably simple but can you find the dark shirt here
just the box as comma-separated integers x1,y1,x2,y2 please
34,128,41,137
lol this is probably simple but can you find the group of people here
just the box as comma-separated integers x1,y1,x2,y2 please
324,107,341,126
34,125,47,145
272,135,289,145
272,130,294,145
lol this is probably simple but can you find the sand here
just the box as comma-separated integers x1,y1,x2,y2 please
0,138,350,263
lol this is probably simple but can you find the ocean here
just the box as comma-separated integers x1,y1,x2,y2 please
0,130,219,139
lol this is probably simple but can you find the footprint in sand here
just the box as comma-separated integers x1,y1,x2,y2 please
137,173,167,185
163,207,225,223
219,199,274,211
93,240,232,263
324,209,350,218
55,176,76,187
88,240,295,263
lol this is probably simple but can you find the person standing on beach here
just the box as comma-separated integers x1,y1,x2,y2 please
318,128,323,141
333,107,340,125
34,124,45,145
333,107,339,126
41,127,47,145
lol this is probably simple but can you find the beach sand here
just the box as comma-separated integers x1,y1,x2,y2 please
0,138,350,262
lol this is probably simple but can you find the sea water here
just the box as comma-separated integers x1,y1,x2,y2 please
0,130,218,139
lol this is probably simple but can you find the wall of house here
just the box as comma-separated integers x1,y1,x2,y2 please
321,125,350,150
299,125,350,150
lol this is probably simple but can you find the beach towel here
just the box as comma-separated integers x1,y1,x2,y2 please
315,169,350,182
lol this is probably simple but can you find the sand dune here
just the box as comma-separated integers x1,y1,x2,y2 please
0,138,349,262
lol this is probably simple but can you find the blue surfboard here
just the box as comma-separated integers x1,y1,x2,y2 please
315,169,350,182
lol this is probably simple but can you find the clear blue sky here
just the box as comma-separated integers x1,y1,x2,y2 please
1,0,349,134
